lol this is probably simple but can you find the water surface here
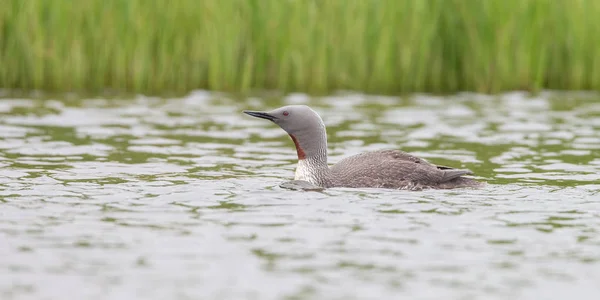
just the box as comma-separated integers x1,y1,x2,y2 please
1,91,599,300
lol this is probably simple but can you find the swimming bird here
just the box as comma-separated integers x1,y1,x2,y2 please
243,105,483,190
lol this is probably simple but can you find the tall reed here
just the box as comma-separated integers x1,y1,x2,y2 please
1,0,599,95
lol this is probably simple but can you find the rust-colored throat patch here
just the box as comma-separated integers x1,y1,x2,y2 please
289,134,306,160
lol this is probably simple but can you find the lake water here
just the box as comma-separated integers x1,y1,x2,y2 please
1,91,599,300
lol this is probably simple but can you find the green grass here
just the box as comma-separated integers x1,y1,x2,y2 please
1,0,599,95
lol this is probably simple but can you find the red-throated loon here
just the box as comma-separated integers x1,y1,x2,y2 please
244,105,483,190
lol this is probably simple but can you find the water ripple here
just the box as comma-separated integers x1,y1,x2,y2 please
1,91,599,300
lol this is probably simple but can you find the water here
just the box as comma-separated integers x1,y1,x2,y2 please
1,90,599,300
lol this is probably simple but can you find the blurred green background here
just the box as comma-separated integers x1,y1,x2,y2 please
1,0,599,95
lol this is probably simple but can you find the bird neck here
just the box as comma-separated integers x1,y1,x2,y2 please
290,129,330,186
295,155,330,186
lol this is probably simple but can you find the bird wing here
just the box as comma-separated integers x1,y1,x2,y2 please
331,149,473,185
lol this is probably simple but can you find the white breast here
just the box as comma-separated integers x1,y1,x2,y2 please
294,160,318,184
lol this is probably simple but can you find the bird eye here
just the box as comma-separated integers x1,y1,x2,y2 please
283,111,289,116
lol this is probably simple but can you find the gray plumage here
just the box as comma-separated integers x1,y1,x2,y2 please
243,105,483,190
327,149,480,190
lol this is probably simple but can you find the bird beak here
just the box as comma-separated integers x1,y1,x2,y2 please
243,110,277,121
